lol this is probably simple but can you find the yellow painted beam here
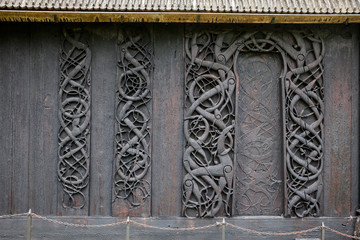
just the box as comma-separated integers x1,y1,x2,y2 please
0,10,360,23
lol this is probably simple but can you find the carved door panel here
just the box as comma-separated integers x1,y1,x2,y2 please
234,53,283,216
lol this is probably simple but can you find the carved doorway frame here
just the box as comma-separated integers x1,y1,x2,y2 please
182,29,324,218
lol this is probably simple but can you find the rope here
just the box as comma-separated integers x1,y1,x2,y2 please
226,222,321,236
32,213,128,228
0,213,28,219
0,212,359,239
131,220,219,231
324,226,360,240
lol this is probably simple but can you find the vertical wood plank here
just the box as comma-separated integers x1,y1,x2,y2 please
350,26,359,215
323,27,354,217
10,24,31,213
28,24,60,215
89,25,117,216
42,26,61,216
0,24,14,214
151,24,185,216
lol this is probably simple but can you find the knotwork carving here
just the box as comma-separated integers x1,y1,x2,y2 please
284,33,324,217
58,28,91,209
183,33,236,218
183,30,324,218
114,29,152,208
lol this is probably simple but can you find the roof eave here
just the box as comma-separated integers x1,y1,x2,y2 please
1,10,360,24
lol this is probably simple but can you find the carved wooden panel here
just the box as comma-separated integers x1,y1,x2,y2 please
183,33,236,218
284,32,324,217
183,30,324,218
58,28,91,210
235,53,283,215
113,28,153,216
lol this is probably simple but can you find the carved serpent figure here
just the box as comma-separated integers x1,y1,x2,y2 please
114,30,152,208
183,30,324,217
183,33,236,217
58,28,91,209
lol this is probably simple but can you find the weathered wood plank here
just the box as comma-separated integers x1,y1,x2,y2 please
89,24,117,216
0,216,355,240
42,26,60,216
234,53,283,216
350,26,359,215
152,24,185,216
10,24,30,213
28,24,60,215
323,27,354,217
0,24,14,214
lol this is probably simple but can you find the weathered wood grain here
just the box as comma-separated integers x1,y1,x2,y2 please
350,26,359,215
323,26,355,217
0,24,14,214
10,24,30,213
28,24,60,215
88,24,117,216
152,24,185,216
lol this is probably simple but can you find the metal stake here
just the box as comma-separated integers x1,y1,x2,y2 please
126,216,130,240
222,218,226,240
321,222,325,240
27,209,32,240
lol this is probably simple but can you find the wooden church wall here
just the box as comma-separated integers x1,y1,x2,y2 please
0,23,359,222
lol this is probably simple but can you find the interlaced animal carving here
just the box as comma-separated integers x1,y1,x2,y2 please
58,28,91,209
114,30,152,208
183,30,324,217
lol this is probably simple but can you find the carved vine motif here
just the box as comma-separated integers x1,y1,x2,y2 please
183,30,324,218
114,30,152,208
58,28,91,209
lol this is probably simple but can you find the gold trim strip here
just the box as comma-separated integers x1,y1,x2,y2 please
1,10,360,23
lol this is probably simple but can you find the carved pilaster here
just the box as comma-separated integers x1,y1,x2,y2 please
58,28,91,209
113,29,153,214
183,32,235,218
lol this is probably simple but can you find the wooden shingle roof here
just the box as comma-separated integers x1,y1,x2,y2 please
1,0,360,13
0,0,360,23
